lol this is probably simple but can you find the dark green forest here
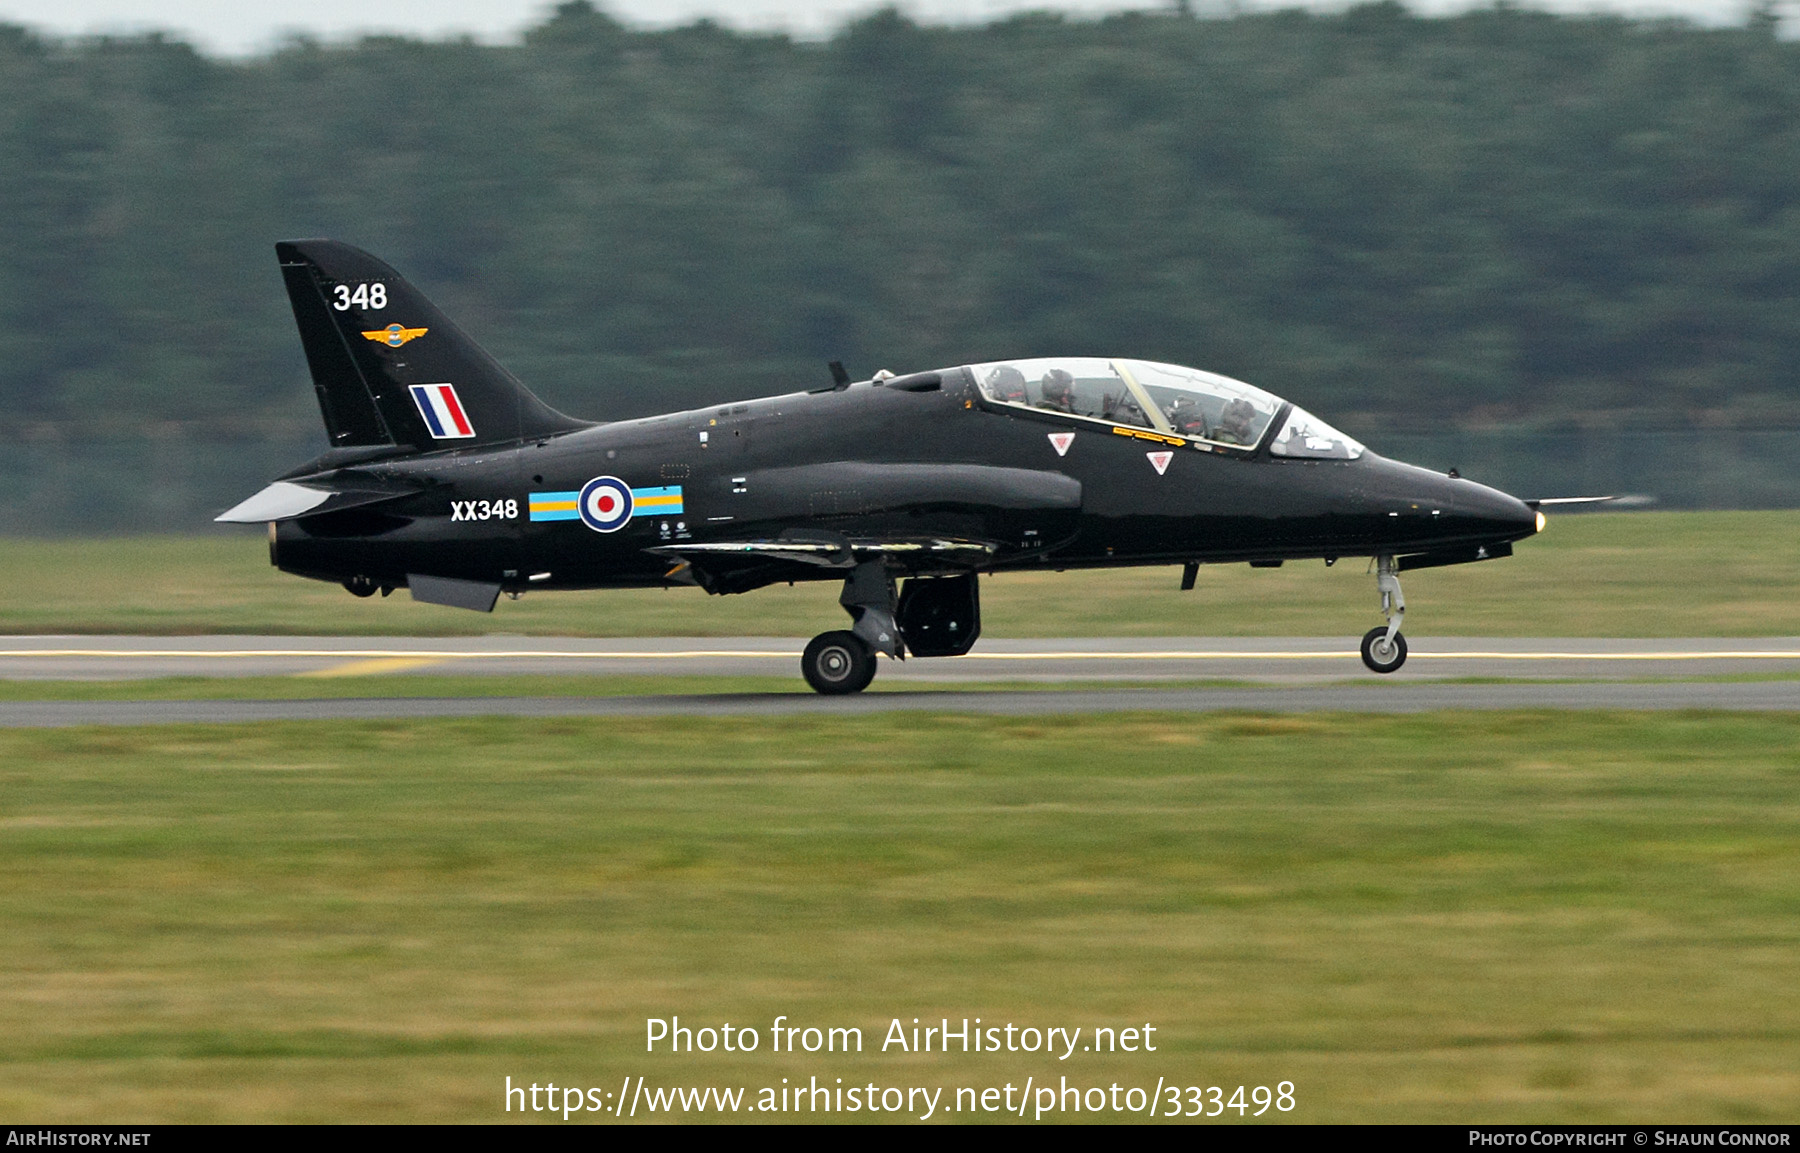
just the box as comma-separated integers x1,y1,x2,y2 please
4,1,1800,523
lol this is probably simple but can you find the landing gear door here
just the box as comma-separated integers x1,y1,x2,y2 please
896,573,981,658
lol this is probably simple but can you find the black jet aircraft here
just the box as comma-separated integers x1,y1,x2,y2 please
219,240,1547,692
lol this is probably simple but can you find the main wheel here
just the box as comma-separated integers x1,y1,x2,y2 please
802,631,877,695
1360,627,1408,674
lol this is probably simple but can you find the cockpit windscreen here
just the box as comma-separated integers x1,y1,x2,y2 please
974,357,1157,430
1121,359,1279,448
1268,406,1365,460
971,357,1366,457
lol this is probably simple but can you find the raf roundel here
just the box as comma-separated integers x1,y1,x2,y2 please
578,476,634,533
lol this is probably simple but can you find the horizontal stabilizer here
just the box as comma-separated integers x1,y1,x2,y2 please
215,479,418,523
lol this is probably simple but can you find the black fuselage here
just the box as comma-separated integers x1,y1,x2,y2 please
272,367,1538,596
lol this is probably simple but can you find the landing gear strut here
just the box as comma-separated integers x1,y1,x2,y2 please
802,561,901,695
1360,554,1407,674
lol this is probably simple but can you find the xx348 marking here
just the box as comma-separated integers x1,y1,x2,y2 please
451,499,517,522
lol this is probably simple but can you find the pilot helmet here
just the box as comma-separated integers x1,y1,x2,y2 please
986,365,1028,401
1041,369,1074,401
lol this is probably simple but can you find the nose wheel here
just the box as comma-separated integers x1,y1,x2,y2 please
1360,626,1407,673
1361,554,1408,673
802,631,877,695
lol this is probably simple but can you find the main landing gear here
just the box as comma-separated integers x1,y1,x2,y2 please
800,565,983,694
803,561,901,696
802,631,877,695
1360,554,1407,674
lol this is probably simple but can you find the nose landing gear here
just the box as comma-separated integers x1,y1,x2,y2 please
1360,554,1407,673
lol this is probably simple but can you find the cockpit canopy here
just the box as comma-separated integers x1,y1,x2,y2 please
969,357,1363,461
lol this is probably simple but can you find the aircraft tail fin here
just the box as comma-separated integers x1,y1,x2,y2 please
276,239,589,451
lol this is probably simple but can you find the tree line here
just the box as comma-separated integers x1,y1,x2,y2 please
2,0,1798,446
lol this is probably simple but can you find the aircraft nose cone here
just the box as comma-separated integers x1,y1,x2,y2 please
1455,478,1540,539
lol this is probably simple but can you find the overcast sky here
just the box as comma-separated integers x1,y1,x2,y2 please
0,0,1768,56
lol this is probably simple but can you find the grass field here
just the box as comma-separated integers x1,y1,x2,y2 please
3,711,1797,1123
5,510,1800,637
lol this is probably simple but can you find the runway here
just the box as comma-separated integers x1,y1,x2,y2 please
8,635,1800,682
1,679,1798,727
0,636,1797,725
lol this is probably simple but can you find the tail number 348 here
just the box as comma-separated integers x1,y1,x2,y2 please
332,282,387,310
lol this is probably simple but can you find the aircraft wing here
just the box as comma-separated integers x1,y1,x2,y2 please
649,536,996,567
647,534,998,593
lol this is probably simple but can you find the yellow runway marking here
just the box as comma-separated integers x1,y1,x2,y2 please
7,647,1800,662
0,649,799,659
298,657,448,678
1403,651,1800,661
955,650,1800,661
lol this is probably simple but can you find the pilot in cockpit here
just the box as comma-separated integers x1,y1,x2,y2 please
1215,398,1257,445
1104,391,1149,428
1038,369,1076,414
985,364,1028,404
1166,395,1209,438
